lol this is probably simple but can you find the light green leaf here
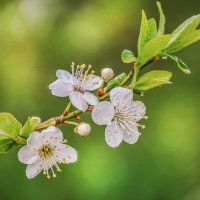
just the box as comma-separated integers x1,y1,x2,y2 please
137,10,157,55
134,70,172,92
164,14,200,53
165,30,200,53
138,34,172,65
121,50,136,63
0,113,22,139
20,116,41,138
164,53,191,74
0,134,15,154
157,1,165,35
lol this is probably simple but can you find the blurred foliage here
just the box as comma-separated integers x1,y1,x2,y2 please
0,0,200,200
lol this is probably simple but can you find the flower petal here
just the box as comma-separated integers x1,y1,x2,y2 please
49,79,73,97
105,121,123,148
82,75,103,91
92,101,115,125
54,144,78,164
129,101,146,122
26,161,43,179
69,91,88,112
110,87,133,107
27,131,43,151
18,145,39,164
41,126,64,144
120,122,139,144
56,70,74,84
83,91,99,106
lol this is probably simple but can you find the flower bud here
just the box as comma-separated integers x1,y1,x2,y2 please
77,122,91,136
101,68,114,81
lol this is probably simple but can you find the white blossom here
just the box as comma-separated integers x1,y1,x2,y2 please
77,122,91,136
49,63,103,112
18,126,78,179
101,68,114,80
92,87,147,148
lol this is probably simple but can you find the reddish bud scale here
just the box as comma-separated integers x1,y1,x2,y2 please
64,120,68,125
98,88,104,96
75,116,81,120
87,105,94,111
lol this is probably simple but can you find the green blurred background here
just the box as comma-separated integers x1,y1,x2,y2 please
0,0,200,199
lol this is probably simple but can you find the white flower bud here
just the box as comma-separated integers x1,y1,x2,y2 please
77,122,91,136
101,68,114,81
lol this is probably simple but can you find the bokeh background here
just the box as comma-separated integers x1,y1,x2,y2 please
0,0,200,199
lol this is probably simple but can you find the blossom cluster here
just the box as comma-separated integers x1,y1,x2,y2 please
16,64,147,179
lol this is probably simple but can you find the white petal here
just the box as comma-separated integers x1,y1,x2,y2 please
26,161,43,179
49,79,73,97
18,145,39,164
54,144,78,164
27,131,43,151
83,91,99,105
110,87,133,107
92,101,115,125
120,122,139,144
82,75,103,91
56,70,74,84
105,121,123,148
69,91,88,112
41,126,64,144
129,101,146,122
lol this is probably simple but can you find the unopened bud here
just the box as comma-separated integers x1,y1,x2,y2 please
77,122,91,136
101,68,114,81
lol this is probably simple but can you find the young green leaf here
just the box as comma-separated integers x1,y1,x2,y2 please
164,53,191,74
121,50,136,63
134,70,172,92
20,116,41,138
0,134,16,154
105,73,126,92
138,34,172,65
164,14,200,53
0,113,22,139
157,1,165,35
137,10,157,55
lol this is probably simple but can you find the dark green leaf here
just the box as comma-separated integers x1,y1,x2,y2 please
134,70,172,92
0,134,15,154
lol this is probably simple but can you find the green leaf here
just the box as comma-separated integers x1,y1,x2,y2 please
157,1,165,35
134,70,172,92
164,53,191,74
0,113,22,139
138,34,172,65
164,14,200,53
121,50,136,63
137,10,157,55
106,73,126,91
0,134,16,154
20,116,41,138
